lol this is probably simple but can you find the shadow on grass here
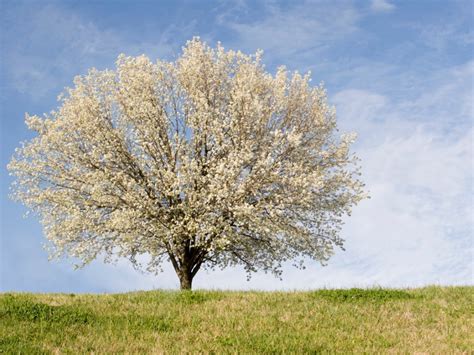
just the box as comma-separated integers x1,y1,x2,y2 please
1,294,93,324
0,293,172,332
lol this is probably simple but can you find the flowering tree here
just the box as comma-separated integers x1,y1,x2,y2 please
9,39,366,290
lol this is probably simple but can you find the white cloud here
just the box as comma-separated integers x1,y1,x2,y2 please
329,67,473,286
405,2,473,52
402,61,474,128
370,0,396,13
221,1,360,61
3,3,190,100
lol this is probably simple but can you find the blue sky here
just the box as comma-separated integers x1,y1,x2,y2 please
1,0,472,292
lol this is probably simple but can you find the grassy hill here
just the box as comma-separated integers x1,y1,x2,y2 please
1,286,472,353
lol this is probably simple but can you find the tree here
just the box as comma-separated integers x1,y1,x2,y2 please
8,38,366,290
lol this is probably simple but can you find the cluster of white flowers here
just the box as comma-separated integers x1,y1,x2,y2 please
8,38,366,288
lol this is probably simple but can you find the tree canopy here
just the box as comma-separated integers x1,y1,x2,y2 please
8,38,366,289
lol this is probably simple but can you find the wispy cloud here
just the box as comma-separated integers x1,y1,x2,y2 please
220,0,360,63
405,1,473,52
2,3,191,100
329,61,473,286
370,0,396,13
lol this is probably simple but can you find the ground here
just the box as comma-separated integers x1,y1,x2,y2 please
1,286,472,353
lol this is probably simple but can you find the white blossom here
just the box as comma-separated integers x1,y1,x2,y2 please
8,38,366,289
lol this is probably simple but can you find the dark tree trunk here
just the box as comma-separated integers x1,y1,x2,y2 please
178,270,193,290
169,239,205,290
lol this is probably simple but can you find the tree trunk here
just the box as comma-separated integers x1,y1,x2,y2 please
178,270,193,290
169,240,203,290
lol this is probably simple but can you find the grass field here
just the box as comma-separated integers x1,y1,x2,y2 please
1,286,472,353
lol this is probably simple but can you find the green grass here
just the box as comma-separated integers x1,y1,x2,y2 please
1,287,472,353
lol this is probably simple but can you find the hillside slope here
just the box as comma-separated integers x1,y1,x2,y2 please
1,287,472,353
